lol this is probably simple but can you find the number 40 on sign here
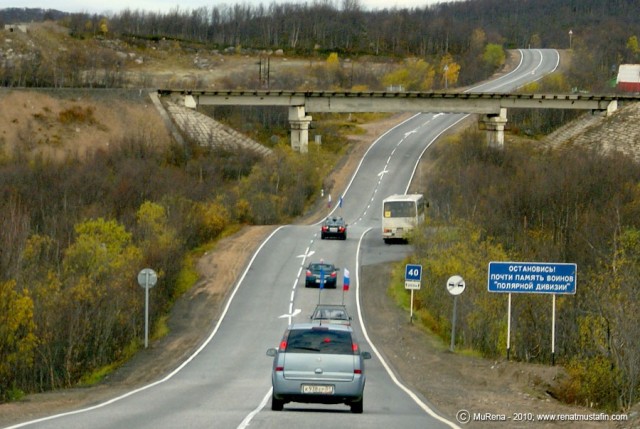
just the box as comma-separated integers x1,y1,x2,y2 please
405,264,422,290
405,264,422,322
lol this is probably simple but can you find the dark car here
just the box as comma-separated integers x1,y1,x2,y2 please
266,323,372,413
305,262,339,288
310,304,352,325
321,216,347,240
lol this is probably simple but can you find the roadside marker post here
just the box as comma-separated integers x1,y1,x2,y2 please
137,268,158,349
446,275,466,352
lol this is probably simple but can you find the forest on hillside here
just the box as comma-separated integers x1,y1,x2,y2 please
1,0,640,412
1,0,640,91
0,132,333,401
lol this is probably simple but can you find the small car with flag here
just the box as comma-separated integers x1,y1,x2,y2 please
305,261,339,288
310,304,352,325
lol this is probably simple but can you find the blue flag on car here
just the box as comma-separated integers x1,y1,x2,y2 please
343,268,350,291
320,266,325,289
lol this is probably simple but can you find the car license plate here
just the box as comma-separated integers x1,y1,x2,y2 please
301,384,334,395
330,227,337,232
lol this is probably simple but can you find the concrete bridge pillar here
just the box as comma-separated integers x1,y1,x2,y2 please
594,99,618,116
289,106,312,153
482,108,508,149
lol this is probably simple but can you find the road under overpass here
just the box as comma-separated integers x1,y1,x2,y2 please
157,89,640,152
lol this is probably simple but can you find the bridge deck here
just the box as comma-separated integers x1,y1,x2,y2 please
158,89,639,114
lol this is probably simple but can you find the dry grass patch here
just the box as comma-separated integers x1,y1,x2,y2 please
0,90,171,162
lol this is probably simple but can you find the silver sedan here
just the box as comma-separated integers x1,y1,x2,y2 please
266,323,372,413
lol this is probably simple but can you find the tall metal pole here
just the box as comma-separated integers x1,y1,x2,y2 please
569,30,573,49
446,275,465,352
507,293,512,360
137,268,157,349
143,271,153,349
443,64,449,89
449,295,457,352
551,294,556,365
145,276,150,348
410,289,414,323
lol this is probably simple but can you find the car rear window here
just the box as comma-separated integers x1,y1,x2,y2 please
313,308,347,320
286,329,353,355
310,263,334,272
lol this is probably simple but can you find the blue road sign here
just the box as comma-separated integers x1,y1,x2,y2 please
488,262,577,294
405,264,422,290
405,264,422,282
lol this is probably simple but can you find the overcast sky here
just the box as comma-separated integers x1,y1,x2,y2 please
8,0,459,15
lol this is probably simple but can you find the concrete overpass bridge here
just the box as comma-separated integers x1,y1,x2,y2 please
157,89,640,152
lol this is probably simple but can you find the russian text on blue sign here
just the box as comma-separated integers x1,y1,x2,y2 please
488,262,577,294
405,264,422,281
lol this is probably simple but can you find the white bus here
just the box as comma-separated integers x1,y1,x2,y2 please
382,194,426,243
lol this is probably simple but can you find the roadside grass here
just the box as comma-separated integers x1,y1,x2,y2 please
388,265,451,353
173,253,201,299
173,223,243,299
78,341,140,387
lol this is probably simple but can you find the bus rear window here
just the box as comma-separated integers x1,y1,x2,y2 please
383,201,416,218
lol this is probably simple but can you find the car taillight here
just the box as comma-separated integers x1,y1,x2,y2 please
306,270,312,276
275,366,284,372
279,340,287,351
330,272,337,278
339,227,345,232
352,343,359,354
322,226,328,231
354,369,362,374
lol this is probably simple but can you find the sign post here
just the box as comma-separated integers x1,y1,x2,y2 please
446,275,466,352
137,268,158,349
404,264,422,323
488,261,576,364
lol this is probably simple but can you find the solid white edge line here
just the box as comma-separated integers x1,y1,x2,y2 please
237,388,272,429
355,227,461,429
5,226,288,429
405,114,469,195
320,113,421,224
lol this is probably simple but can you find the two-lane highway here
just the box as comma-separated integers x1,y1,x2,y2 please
6,49,559,429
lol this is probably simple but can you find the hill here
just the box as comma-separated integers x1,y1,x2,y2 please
0,7,66,24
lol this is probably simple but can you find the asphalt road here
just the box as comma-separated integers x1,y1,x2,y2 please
6,49,559,429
